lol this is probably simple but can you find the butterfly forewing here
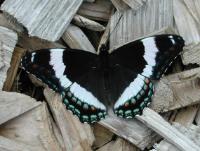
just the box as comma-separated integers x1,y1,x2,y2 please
110,35,184,118
21,48,107,123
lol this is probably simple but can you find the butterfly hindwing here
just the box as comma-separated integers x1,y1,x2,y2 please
21,48,107,123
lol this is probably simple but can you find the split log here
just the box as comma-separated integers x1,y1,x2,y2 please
1,0,83,41
137,108,200,151
154,123,200,151
0,26,17,90
62,24,96,53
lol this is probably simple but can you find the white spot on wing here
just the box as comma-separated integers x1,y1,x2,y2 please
141,37,159,78
49,49,72,87
70,82,106,110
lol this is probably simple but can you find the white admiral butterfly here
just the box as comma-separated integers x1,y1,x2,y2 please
21,34,184,123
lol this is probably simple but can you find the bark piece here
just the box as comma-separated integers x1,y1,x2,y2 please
0,26,17,90
1,0,83,41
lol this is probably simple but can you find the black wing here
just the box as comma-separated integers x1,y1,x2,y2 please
21,48,107,123
109,35,184,118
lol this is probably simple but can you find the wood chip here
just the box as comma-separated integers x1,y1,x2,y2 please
122,0,147,11
1,0,83,41
0,26,17,90
174,105,199,127
73,14,105,31
96,137,139,151
110,0,129,12
155,123,200,151
78,0,113,21
0,91,41,125
43,88,94,151
100,110,160,150
182,43,200,65
137,108,200,151
62,24,96,53
110,0,174,49
151,67,200,112
0,102,62,151
173,0,200,45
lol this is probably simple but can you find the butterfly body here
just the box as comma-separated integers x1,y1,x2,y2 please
21,34,184,123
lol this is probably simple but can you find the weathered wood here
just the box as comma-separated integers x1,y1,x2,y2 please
151,67,200,113
110,0,174,49
0,13,24,33
155,123,200,151
43,88,94,151
0,136,45,151
0,102,62,151
0,91,41,125
100,110,160,150
0,26,17,90
93,124,114,149
174,105,199,127
122,0,147,11
137,108,200,151
96,138,140,151
195,108,200,126
110,0,129,12
78,0,113,21
62,24,96,53
18,34,65,51
1,0,83,41
73,14,105,31
3,47,25,91
182,43,200,65
173,0,200,45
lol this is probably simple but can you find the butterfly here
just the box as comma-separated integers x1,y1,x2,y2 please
21,34,184,123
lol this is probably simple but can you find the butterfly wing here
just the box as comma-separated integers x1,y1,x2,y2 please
109,35,184,117
21,48,107,123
